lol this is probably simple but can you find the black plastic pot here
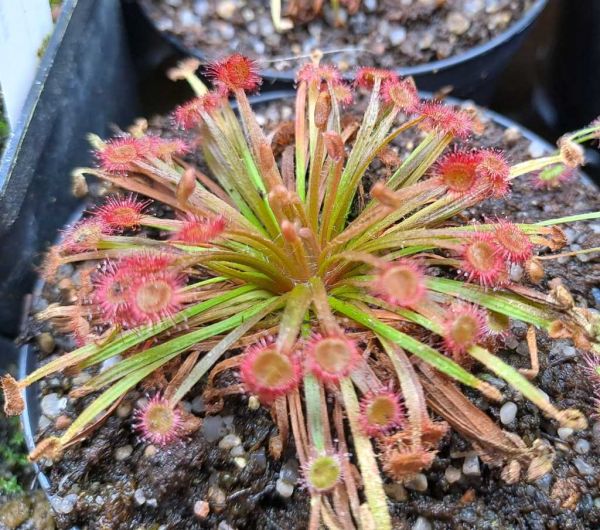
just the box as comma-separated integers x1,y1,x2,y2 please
135,0,547,102
19,91,596,496
535,0,600,134
0,0,142,342
531,0,600,184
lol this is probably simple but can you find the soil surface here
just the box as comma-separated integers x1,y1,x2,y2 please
22,98,600,529
140,0,535,74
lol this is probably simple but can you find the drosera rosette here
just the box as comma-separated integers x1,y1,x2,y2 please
371,259,427,308
433,149,482,196
359,388,406,437
303,451,344,493
303,333,360,383
61,218,113,254
459,232,509,287
170,214,227,246
492,219,534,264
4,53,600,530
532,165,576,189
93,195,149,232
93,251,188,329
95,136,150,173
133,394,184,446
240,337,302,403
442,303,488,364
127,270,186,327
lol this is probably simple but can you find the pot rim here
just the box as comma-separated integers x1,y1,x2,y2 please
137,0,548,82
20,87,594,497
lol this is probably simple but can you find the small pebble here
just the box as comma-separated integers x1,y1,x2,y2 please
37,332,55,354
38,415,52,431
574,439,590,455
405,473,428,492
144,445,158,458
528,140,546,158
208,485,227,512
538,390,550,402
502,127,521,145
324,4,347,26
249,448,267,474
515,341,529,356
193,0,209,16
191,395,205,414
114,445,133,461
535,473,553,493
101,355,121,373
217,22,235,40
219,434,242,450
178,8,195,26
275,478,295,498
462,454,481,477
446,12,470,35
487,11,512,31
134,489,146,506
464,0,485,16
563,227,577,244
412,516,433,530
500,402,518,425
445,466,462,483
52,493,78,514
203,416,226,442
230,445,245,457
233,456,247,469
509,264,523,282
557,427,573,440
72,372,91,386
193,500,210,519
216,0,236,19
117,402,132,418
418,30,434,50
574,457,594,476
279,459,299,484
41,393,67,419
389,26,407,46
384,482,407,501
485,0,504,13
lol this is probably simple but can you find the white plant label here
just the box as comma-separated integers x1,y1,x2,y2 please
0,0,53,127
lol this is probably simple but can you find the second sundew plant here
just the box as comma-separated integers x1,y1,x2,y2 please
3,55,600,528
271,0,361,31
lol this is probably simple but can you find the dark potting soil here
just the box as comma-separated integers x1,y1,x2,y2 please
139,0,534,74
23,98,600,529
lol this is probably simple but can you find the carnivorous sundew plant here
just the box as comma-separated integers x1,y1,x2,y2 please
270,0,361,31
4,54,600,529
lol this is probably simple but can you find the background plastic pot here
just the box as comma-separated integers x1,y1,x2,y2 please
534,0,600,133
19,90,597,496
0,0,142,342
134,0,547,102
